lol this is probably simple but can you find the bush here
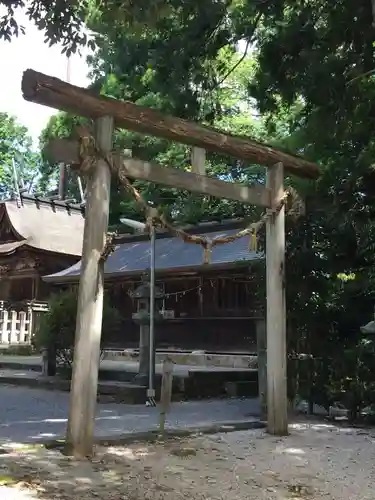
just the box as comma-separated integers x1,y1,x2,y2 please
0,345,34,356
327,338,375,421
35,288,122,368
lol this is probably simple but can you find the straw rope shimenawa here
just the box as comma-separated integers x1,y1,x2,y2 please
75,125,304,264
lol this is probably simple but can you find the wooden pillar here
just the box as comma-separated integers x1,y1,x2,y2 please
10,310,18,344
65,115,113,459
198,276,204,316
266,162,288,435
26,307,33,343
32,276,39,300
0,279,11,301
19,311,27,344
159,357,174,435
256,318,267,416
1,310,9,345
191,147,206,175
58,163,66,199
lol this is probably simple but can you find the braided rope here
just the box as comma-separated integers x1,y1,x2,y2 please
99,232,117,263
75,126,303,264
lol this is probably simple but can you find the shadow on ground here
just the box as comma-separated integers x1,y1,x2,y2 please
0,436,226,500
2,419,374,500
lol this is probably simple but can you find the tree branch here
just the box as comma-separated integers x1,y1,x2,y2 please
346,68,375,85
216,11,262,88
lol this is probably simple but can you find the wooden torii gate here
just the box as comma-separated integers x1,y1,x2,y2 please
21,69,319,458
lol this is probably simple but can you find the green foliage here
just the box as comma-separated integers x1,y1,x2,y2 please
328,338,375,420
0,112,41,198
246,0,375,417
87,2,233,120
38,112,88,200
36,288,122,368
0,345,34,356
0,0,91,55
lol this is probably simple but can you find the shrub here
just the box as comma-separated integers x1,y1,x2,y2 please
35,288,122,368
0,345,34,356
327,338,375,421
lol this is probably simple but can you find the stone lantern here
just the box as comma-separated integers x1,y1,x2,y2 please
130,274,165,384
360,309,375,337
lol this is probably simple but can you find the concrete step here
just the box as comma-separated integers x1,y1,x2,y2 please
0,370,147,404
0,361,42,372
105,350,258,369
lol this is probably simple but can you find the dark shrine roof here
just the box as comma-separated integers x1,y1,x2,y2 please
0,196,85,257
43,219,263,283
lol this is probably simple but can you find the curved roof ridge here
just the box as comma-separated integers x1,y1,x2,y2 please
0,240,28,256
3,199,84,256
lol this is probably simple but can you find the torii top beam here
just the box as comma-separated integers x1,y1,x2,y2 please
22,69,319,180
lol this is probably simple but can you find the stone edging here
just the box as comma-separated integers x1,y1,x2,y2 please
43,419,266,450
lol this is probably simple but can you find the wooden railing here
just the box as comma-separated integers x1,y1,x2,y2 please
0,301,48,346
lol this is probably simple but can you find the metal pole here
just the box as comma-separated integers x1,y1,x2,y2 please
147,224,156,402
58,55,71,203
77,176,85,204
11,158,21,206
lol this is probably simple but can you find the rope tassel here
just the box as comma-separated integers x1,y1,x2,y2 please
249,228,258,252
203,241,212,264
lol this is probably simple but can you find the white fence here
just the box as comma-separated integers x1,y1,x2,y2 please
0,302,48,346
0,309,32,345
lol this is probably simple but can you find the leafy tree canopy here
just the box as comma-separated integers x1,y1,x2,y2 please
0,0,89,54
0,112,40,198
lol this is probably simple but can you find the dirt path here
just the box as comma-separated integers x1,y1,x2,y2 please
0,419,373,499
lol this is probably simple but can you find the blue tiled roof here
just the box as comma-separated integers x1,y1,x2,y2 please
44,228,262,282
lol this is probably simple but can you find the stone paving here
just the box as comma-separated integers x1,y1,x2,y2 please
0,385,260,444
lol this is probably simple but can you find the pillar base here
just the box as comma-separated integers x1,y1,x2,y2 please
133,373,149,385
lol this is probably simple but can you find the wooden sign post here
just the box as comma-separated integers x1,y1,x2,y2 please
65,116,114,459
191,147,206,176
159,357,174,436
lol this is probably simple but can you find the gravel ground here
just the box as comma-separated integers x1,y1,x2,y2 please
0,417,373,500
